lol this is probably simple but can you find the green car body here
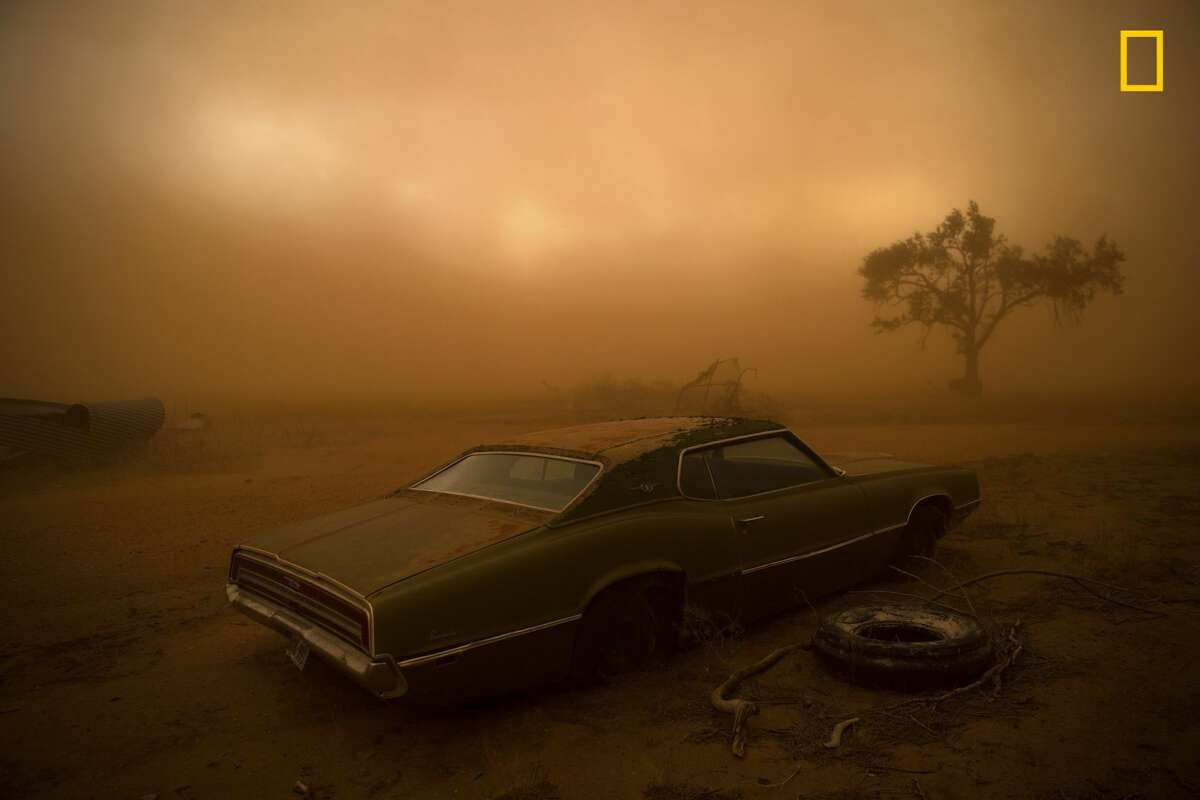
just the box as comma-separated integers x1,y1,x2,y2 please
227,417,981,702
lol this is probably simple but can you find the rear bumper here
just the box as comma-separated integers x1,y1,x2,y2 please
227,584,407,699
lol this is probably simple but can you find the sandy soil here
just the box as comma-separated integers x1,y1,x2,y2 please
2,414,1199,799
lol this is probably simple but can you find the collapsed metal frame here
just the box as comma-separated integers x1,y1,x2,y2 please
673,358,757,415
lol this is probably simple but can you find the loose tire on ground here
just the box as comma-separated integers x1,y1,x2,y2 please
813,605,994,690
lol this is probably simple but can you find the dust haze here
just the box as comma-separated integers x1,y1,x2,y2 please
7,6,1200,799
3,1,1198,411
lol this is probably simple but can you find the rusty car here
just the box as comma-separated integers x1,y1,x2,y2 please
226,417,980,701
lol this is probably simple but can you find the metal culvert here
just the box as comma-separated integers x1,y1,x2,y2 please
0,397,165,463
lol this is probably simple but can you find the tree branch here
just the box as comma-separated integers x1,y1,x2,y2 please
977,289,1043,349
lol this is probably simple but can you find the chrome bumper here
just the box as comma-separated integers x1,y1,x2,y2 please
226,583,407,699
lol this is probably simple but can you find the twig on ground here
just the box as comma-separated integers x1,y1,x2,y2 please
792,588,823,651
888,565,953,602
863,764,937,775
761,766,803,789
753,697,809,705
846,590,971,616
891,620,1024,711
823,717,859,749
907,554,977,616
1156,594,1200,605
927,570,1166,617
710,642,804,757
907,713,937,736
933,619,1023,708
878,707,938,737
1064,579,1166,617
797,589,821,629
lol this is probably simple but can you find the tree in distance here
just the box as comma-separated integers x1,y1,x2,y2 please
859,201,1125,395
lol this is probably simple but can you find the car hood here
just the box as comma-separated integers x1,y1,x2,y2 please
822,451,933,476
239,490,554,596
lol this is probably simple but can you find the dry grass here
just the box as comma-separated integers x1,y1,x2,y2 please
679,605,746,655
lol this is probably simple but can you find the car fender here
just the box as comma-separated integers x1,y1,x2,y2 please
581,560,687,613
905,490,954,524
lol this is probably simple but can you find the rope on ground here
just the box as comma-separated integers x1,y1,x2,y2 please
709,642,804,757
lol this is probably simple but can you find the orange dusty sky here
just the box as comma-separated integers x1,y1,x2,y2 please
2,1,1197,407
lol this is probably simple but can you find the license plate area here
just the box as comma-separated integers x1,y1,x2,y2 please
286,636,311,671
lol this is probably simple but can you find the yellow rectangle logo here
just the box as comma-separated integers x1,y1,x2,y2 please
1120,30,1163,92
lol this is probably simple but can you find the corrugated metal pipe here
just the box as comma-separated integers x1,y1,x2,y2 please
0,397,165,462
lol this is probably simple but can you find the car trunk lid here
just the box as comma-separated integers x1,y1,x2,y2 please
240,490,554,596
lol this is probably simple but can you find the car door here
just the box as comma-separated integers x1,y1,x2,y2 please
680,434,868,621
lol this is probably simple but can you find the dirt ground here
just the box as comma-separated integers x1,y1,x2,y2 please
2,412,1199,799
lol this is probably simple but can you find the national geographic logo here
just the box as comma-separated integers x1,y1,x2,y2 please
1120,30,1163,92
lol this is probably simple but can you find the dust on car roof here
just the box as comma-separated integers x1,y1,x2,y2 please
478,416,783,463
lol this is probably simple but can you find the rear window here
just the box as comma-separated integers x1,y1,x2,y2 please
413,452,600,512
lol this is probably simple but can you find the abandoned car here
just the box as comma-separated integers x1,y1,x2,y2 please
226,417,981,701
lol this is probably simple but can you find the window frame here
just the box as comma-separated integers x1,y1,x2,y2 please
675,430,838,501
678,449,720,500
410,450,605,513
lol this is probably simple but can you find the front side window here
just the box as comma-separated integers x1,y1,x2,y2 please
683,435,829,499
414,452,600,512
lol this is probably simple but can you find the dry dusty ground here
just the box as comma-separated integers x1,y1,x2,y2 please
2,413,1199,799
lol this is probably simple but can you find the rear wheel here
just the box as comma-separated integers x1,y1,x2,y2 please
571,578,678,685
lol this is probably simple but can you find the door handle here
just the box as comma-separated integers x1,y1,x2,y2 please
735,515,766,531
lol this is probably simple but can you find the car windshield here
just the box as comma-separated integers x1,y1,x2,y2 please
413,452,601,512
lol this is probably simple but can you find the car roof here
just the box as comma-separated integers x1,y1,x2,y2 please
454,416,787,523
474,416,785,465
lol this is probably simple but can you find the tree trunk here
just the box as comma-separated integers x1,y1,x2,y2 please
950,344,983,396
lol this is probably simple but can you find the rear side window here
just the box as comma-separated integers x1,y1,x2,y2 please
684,435,828,499
679,451,717,499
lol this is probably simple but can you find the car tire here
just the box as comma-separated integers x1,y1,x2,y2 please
571,578,677,686
896,503,945,562
813,605,994,690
